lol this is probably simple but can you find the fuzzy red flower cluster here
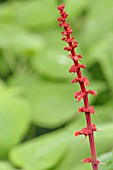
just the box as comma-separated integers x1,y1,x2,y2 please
57,4,99,170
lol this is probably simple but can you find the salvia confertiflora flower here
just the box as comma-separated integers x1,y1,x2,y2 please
57,4,100,170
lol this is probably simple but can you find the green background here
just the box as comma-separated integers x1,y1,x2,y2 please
0,0,113,169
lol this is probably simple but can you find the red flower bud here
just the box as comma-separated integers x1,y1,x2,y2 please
57,4,65,11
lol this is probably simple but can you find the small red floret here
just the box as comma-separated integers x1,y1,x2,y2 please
74,91,86,101
82,158,92,163
75,127,91,137
71,76,89,86
82,158,101,164
73,41,78,48
64,46,72,51
57,4,65,11
87,90,97,96
78,106,95,114
69,64,86,73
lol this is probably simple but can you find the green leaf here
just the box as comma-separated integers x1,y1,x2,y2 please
32,48,72,80
18,76,81,128
9,74,79,128
0,161,18,170
65,0,91,19
0,23,45,56
80,1,113,50
88,33,113,92
0,82,31,157
9,121,113,170
0,0,58,30
56,123,113,170
93,102,113,125
9,72,105,128
9,128,70,170
99,152,113,170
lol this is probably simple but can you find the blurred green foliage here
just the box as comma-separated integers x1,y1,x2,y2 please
0,0,113,170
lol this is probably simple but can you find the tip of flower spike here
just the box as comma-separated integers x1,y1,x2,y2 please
57,4,65,11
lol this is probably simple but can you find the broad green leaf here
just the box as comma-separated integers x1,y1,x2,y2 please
0,23,45,56
0,0,58,30
99,152,113,170
88,33,113,92
9,128,70,170
0,82,31,157
73,164,91,170
0,161,18,170
10,75,80,128
32,49,72,80
10,122,113,170
65,0,91,19
56,123,113,170
8,72,106,128
93,102,113,125
32,29,82,81
80,1,113,51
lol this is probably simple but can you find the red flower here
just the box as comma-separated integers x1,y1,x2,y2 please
71,76,90,86
82,158,101,164
74,91,86,101
78,106,95,114
69,64,86,73
75,127,91,137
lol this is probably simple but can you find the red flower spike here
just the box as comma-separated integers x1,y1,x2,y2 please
74,91,86,101
57,4,99,170
78,106,95,114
